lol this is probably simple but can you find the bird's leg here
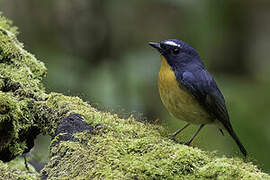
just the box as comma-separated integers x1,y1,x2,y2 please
219,128,224,136
185,124,205,146
170,123,190,140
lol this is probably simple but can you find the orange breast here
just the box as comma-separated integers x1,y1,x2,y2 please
158,56,212,124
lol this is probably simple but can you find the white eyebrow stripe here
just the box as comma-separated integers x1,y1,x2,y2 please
164,41,181,47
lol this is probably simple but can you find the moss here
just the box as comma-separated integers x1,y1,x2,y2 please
198,158,268,179
0,12,18,35
0,92,23,153
0,160,37,180
0,13,46,161
7,157,37,173
0,13,46,96
41,112,270,179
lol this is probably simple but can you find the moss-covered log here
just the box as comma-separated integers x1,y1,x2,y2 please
0,12,269,179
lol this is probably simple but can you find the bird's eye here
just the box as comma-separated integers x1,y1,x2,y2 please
160,43,166,49
172,48,180,54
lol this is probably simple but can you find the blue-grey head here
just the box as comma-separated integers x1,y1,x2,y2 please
149,39,201,67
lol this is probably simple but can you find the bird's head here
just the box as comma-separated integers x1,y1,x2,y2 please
149,39,200,66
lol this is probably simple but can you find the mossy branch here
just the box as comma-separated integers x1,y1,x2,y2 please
0,13,269,179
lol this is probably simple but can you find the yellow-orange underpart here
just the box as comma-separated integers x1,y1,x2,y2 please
158,56,212,124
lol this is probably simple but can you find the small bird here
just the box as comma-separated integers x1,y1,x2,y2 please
149,39,247,157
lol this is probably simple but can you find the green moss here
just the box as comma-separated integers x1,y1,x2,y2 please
0,13,46,95
7,157,37,173
0,12,18,35
198,158,268,179
0,160,37,180
0,92,23,149
42,112,270,179
0,13,47,161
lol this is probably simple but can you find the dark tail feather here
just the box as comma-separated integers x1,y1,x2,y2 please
225,125,247,157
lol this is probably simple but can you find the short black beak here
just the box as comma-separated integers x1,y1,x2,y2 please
149,42,161,51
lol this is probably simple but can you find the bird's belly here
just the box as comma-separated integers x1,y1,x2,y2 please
158,58,212,124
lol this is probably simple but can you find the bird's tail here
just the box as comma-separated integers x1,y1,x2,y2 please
224,124,247,157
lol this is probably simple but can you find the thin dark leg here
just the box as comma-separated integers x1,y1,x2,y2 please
170,123,190,138
219,128,224,136
185,124,205,145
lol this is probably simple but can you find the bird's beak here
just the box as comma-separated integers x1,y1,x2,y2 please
149,42,162,51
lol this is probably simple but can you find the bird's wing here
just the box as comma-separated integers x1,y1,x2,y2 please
178,69,231,127
179,69,247,157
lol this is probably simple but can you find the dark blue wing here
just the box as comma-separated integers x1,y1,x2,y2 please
177,69,230,124
177,68,247,156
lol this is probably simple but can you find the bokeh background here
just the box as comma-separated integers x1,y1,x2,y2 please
1,0,270,173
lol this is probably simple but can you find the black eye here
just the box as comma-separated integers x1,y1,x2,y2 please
172,48,180,54
160,43,167,49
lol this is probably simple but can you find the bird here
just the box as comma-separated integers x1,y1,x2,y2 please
149,39,247,157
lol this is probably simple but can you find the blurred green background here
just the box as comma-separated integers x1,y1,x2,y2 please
1,0,270,173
